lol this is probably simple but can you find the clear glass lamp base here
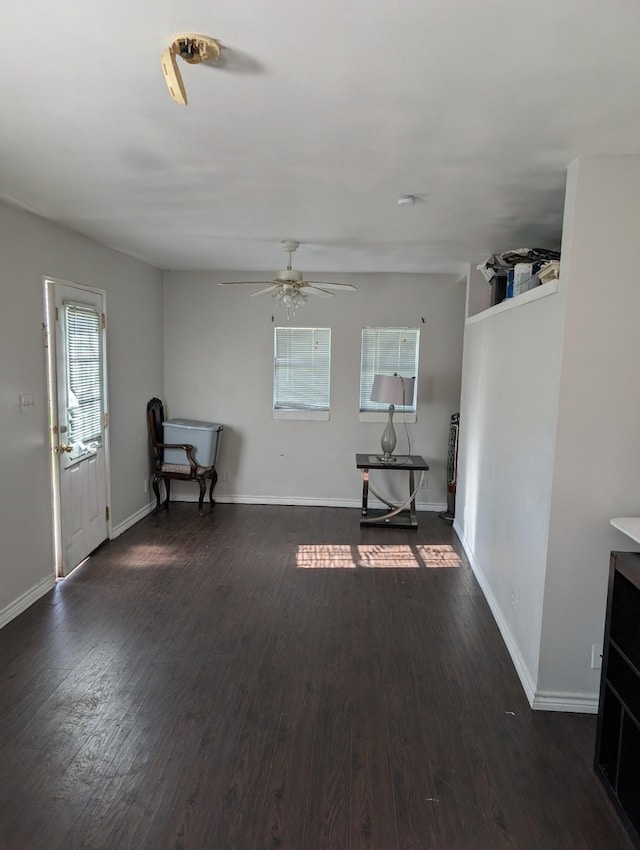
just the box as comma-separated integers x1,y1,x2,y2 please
379,405,397,463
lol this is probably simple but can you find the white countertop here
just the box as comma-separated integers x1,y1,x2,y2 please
610,517,640,545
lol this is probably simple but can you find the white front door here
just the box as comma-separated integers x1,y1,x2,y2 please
47,280,109,576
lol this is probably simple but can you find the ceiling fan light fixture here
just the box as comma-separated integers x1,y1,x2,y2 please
278,268,302,282
217,239,356,319
273,284,307,319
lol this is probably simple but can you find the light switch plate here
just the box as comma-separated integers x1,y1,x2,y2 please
19,393,35,414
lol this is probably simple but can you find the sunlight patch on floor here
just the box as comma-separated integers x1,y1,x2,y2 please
296,545,356,569
356,545,419,569
295,543,462,569
122,542,183,566
415,544,463,568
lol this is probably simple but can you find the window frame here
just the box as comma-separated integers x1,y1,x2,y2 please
63,301,105,447
359,326,420,423
273,326,332,421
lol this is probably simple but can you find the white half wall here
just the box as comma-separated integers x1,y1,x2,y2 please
0,201,163,621
539,156,640,698
162,271,466,508
455,279,567,693
456,154,640,712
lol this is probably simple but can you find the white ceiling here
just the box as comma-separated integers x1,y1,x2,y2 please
3,0,640,274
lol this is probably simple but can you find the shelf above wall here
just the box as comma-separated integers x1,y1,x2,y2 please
466,280,559,326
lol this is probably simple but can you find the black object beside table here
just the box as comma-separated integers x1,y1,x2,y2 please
356,453,429,528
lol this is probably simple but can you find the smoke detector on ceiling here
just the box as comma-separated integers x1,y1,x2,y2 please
397,195,416,206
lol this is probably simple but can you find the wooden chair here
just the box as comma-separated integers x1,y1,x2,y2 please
146,398,218,516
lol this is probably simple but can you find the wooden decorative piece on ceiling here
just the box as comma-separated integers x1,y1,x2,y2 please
161,33,221,106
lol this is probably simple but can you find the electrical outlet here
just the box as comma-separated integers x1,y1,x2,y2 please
143,478,149,494
223,471,231,482
510,589,518,609
591,643,603,670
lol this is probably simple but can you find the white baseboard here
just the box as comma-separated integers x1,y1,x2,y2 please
218,495,359,508
2,500,154,629
453,520,600,714
0,574,56,630
532,691,598,714
170,493,447,512
111,500,156,539
418,501,447,512
453,519,538,707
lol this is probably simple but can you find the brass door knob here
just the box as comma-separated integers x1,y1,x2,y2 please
58,444,73,453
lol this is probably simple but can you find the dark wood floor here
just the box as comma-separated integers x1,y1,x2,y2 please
0,504,632,850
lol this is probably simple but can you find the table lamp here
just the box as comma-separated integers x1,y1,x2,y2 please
370,373,415,463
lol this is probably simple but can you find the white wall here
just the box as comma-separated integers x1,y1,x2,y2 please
163,271,466,509
539,156,640,699
456,154,640,712
455,281,567,695
0,201,163,622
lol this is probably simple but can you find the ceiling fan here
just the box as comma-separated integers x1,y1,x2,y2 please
218,241,356,318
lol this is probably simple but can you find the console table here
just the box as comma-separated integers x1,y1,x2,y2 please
356,453,429,528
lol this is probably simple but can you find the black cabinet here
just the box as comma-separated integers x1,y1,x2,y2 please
595,551,640,848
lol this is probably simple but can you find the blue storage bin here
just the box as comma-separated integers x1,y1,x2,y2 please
163,419,223,467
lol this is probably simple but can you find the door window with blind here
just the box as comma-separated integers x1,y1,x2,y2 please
64,302,104,453
359,327,419,421
273,327,331,420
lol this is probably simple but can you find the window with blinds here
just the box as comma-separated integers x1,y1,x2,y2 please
273,327,331,420
65,303,104,445
359,327,419,414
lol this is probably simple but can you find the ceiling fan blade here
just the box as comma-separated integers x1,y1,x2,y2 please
306,285,334,298
218,280,276,286
305,281,357,290
250,286,279,297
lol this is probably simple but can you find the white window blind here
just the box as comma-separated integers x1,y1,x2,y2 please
359,327,419,413
274,327,331,420
65,303,103,445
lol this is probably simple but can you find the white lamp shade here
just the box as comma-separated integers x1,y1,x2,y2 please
370,374,415,406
